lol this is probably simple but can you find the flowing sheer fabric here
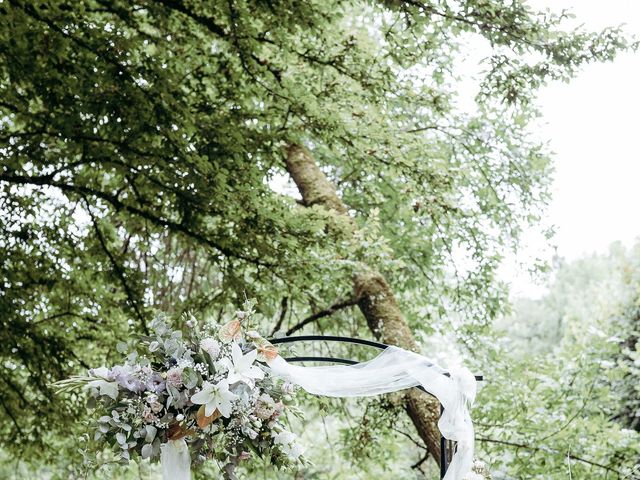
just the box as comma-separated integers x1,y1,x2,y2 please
267,346,476,480
161,439,191,480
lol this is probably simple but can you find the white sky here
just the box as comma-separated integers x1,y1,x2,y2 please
498,0,640,296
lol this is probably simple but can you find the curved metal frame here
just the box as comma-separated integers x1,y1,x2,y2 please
268,335,483,479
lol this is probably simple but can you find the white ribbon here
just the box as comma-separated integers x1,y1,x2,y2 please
267,346,476,480
161,438,191,480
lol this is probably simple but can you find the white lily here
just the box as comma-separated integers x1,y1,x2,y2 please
224,343,264,386
191,379,238,417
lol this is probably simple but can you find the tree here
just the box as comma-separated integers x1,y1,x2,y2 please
480,243,640,477
0,0,633,475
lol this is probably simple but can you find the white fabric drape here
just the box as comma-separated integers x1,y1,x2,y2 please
161,439,191,480
267,346,476,480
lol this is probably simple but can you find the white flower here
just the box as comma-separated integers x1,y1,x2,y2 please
176,358,194,369
473,460,487,470
88,379,118,400
273,430,304,459
287,443,304,459
88,367,111,379
272,401,284,419
224,343,264,386
274,431,296,445
191,379,239,418
200,337,221,358
282,381,295,395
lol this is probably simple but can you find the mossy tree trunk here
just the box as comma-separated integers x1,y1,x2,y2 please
285,144,442,463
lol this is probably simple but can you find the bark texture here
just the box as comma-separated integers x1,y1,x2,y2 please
285,143,442,463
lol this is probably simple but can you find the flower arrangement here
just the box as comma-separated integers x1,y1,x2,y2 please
55,301,304,476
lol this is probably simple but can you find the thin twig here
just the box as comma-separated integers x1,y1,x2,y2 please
477,436,624,476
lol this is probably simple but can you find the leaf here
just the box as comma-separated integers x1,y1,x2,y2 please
167,383,180,400
166,422,195,441
196,404,221,429
219,319,242,343
89,380,119,400
182,368,198,389
145,425,157,443
141,443,153,459
116,432,126,445
254,337,279,362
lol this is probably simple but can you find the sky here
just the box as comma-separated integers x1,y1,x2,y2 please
497,0,640,296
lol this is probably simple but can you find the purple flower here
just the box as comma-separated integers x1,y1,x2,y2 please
121,376,145,393
112,365,145,393
146,373,166,394
110,365,128,380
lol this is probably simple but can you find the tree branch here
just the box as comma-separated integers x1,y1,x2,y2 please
84,199,150,335
477,436,625,476
0,172,274,267
286,297,358,336
284,143,442,463
411,453,429,470
269,296,289,336
0,398,24,438
154,0,228,38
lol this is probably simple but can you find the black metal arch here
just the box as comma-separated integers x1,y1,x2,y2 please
267,335,483,479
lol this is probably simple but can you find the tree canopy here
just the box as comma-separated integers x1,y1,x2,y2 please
0,0,636,478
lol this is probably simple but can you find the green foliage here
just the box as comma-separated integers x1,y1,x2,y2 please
0,0,636,478
478,243,640,478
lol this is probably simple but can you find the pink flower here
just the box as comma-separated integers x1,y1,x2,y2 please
166,367,183,388
254,393,276,419
142,406,156,423
271,401,285,420
239,451,251,461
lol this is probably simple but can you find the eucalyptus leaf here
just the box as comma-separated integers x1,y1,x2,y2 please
182,368,198,390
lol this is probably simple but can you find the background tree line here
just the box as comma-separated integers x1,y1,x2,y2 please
0,0,637,477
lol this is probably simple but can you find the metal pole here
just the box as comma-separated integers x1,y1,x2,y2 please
267,334,482,479
440,403,447,479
